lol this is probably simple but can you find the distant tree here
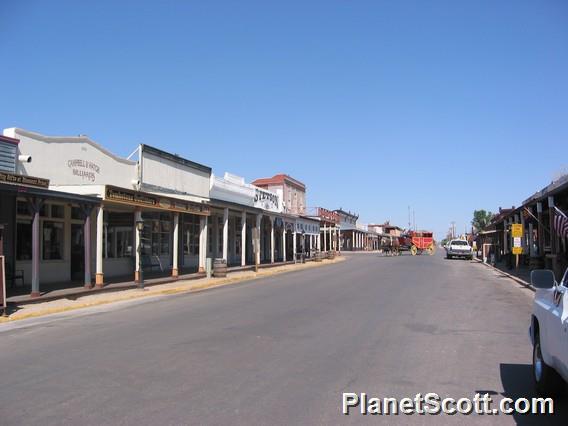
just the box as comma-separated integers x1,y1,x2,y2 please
472,210,494,232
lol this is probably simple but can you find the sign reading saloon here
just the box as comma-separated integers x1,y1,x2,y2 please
254,188,280,212
104,185,210,216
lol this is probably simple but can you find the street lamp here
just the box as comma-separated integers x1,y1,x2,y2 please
135,218,144,289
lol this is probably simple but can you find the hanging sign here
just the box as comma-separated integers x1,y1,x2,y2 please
104,185,210,215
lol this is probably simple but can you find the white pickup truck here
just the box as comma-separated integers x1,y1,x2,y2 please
529,267,568,396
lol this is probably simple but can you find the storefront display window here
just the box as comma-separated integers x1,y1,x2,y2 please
142,212,171,256
43,221,63,260
16,221,32,260
183,215,200,256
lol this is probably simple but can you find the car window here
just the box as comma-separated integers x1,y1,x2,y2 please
451,241,468,246
561,268,568,288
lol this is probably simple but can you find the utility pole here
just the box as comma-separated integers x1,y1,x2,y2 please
412,210,416,231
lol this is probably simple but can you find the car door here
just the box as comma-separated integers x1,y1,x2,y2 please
547,280,567,374
559,269,568,378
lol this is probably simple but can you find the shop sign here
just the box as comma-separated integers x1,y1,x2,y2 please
67,159,101,182
511,224,523,238
295,220,319,234
105,185,210,215
0,171,50,189
254,188,280,211
317,207,339,224
512,237,523,255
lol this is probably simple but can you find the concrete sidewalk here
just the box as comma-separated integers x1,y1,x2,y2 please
1,257,345,323
474,257,534,290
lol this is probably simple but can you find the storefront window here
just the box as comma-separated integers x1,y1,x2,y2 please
104,227,133,258
17,200,30,216
142,212,171,256
43,221,64,260
183,215,200,256
16,221,32,260
104,212,135,258
71,206,83,220
51,204,65,219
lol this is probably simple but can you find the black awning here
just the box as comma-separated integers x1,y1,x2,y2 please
0,182,100,204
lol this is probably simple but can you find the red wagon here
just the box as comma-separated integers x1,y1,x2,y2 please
409,231,435,255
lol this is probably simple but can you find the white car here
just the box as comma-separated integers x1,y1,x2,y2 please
529,267,568,396
445,239,473,260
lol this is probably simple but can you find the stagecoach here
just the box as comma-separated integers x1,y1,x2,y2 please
399,231,435,255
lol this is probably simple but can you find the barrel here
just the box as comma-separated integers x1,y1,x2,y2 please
213,258,227,277
314,252,323,262
327,250,335,260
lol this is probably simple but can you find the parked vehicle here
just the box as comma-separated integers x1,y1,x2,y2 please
445,239,473,260
529,267,568,396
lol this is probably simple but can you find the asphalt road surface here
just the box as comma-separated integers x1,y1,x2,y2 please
1,251,566,425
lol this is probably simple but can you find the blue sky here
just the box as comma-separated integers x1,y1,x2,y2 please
1,0,567,238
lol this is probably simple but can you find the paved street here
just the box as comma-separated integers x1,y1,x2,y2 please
0,252,565,425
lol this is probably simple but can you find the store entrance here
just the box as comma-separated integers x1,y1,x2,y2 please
70,224,84,281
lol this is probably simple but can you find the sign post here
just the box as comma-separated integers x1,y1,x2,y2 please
512,224,523,269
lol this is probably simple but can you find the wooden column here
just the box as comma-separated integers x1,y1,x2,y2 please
222,208,229,261
537,202,544,256
95,205,104,287
270,217,275,263
83,205,93,289
549,196,556,255
172,212,179,278
198,215,208,273
241,211,246,267
293,231,297,263
29,198,43,298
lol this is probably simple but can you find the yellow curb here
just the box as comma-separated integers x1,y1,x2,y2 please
1,257,346,323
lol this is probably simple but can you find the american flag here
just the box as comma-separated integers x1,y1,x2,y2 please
554,206,568,238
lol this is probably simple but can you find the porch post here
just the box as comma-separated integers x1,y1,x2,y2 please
323,224,327,251
83,207,93,288
241,211,246,267
199,215,208,273
548,196,556,255
222,207,229,262
134,209,142,283
329,226,332,251
95,205,104,287
255,214,262,268
293,231,297,263
529,222,535,257
31,200,41,298
172,212,179,278
282,226,286,262
270,216,275,263
537,202,544,256
338,227,341,253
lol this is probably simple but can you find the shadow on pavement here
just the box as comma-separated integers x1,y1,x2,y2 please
498,363,568,425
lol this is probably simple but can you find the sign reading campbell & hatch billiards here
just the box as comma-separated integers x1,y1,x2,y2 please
104,185,210,215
